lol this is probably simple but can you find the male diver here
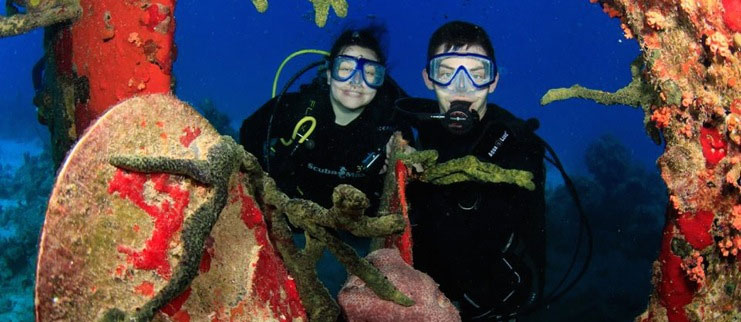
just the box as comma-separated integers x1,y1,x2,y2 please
399,21,547,321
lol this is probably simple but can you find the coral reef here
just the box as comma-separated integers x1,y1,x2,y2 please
0,143,54,321
338,248,461,322
543,1,741,320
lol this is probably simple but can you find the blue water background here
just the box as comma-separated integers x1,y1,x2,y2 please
0,1,666,320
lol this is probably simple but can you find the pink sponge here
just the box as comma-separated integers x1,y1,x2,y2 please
339,248,461,322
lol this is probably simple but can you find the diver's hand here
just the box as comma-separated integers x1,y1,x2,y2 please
379,136,394,174
380,135,422,174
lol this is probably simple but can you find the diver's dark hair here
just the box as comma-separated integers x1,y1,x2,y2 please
328,27,387,69
427,21,495,63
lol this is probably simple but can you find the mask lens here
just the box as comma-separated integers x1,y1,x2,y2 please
362,60,385,87
429,56,457,84
332,56,358,81
331,55,386,88
467,63,491,86
428,53,496,88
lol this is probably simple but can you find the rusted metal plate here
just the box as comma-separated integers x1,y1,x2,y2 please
35,94,305,321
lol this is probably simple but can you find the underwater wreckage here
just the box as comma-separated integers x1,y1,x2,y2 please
1,0,739,320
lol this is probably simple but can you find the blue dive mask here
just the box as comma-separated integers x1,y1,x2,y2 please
427,52,497,94
331,55,386,88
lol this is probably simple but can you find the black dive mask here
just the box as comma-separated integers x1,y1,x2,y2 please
442,100,479,135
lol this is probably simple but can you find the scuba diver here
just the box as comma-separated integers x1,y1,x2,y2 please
398,21,548,321
239,27,411,295
240,27,410,211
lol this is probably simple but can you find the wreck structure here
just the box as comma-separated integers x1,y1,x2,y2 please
542,0,740,320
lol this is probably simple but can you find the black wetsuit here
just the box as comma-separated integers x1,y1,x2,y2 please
240,79,409,211
240,78,410,295
403,98,546,321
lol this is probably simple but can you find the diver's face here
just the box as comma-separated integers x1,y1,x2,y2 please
328,46,380,111
423,45,498,119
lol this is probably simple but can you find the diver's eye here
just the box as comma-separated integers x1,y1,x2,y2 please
363,65,378,77
438,69,454,81
336,66,355,78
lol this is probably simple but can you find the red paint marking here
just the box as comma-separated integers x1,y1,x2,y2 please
677,210,715,249
233,179,307,320
160,287,192,316
108,170,190,280
133,224,140,233
141,120,147,127
700,127,727,167
156,121,164,128
179,126,201,147
658,212,694,322
199,236,215,273
160,133,168,139
134,281,155,297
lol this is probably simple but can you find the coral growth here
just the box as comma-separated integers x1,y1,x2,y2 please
309,0,348,27
0,0,81,38
246,0,348,27
717,234,740,257
680,251,706,287
260,179,411,321
650,106,672,129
